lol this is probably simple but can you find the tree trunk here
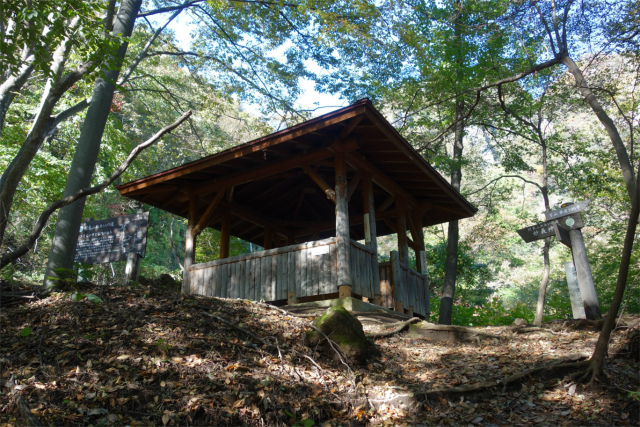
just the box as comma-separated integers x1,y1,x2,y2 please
534,136,551,326
588,164,639,381
560,55,638,377
439,99,464,325
533,237,551,325
43,0,142,289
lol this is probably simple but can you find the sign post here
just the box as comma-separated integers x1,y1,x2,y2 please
75,212,149,284
517,201,601,320
544,202,600,320
565,262,586,319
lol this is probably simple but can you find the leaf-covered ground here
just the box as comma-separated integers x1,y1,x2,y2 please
1,280,638,426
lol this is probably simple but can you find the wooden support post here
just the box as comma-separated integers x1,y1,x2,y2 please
568,228,602,320
220,189,234,259
183,195,199,294
220,210,231,259
288,291,297,305
264,227,273,250
410,211,426,273
335,152,351,297
362,172,381,305
396,199,409,267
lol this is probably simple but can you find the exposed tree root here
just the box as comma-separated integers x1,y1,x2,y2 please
2,376,44,427
422,353,590,397
366,317,421,338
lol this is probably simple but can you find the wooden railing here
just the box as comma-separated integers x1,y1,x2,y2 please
349,240,377,301
378,251,430,317
187,237,337,301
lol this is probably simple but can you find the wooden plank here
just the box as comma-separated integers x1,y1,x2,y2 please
300,249,308,297
211,266,219,297
318,252,325,294
204,267,212,296
280,253,289,300
365,253,372,299
350,239,376,255
192,237,336,269
424,276,431,316
331,243,337,288
294,250,301,298
276,254,283,300
260,254,268,301
231,262,238,299
228,262,236,299
270,255,278,301
251,258,258,300
220,263,228,299
288,251,295,298
263,255,272,301
312,252,320,295
390,251,402,306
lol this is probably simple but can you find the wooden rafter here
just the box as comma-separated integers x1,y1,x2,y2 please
302,164,336,203
345,152,417,208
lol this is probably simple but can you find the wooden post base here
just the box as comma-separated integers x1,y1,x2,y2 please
288,292,297,305
338,285,352,298
373,294,381,306
394,301,404,313
405,306,414,317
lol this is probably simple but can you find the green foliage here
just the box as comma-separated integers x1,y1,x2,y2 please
430,293,533,327
19,326,31,337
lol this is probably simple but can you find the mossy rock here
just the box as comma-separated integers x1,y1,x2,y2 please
306,306,371,364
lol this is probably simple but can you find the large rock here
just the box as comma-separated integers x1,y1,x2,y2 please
305,306,371,364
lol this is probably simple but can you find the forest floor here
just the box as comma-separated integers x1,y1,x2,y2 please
0,278,638,427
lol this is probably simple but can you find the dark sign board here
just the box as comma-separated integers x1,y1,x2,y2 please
517,220,559,243
544,200,589,221
74,212,149,265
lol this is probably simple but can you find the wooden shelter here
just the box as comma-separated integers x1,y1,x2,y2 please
116,99,476,317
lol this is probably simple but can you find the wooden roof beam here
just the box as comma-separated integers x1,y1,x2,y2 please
302,164,336,203
345,152,417,208
347,170,363,202
225,201,293,241
193,138,357,197
193,190,225,235
339,115,364,140
383,218,421,252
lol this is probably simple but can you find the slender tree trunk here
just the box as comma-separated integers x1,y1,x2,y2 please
559,55,638,377
43,0,142,289
534,237,551,325
534,137,551,325
588,163,639,381
439,99,464,325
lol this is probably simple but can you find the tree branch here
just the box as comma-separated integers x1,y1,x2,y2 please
0,110,192,271
465,174,543,197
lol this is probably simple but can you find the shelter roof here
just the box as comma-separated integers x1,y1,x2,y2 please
116,99,476,245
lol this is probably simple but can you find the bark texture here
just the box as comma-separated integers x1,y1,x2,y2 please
43,0,142,288
439,99,464,325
